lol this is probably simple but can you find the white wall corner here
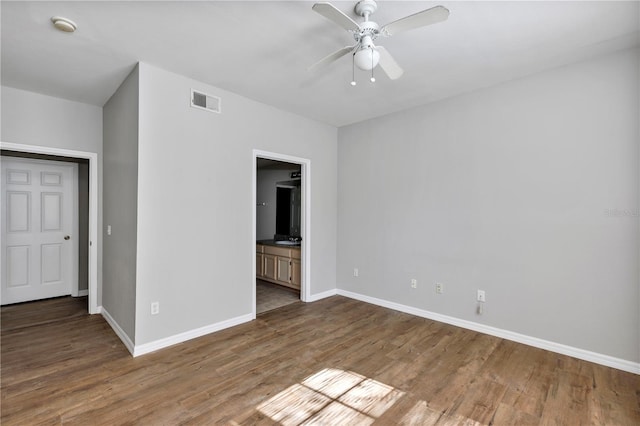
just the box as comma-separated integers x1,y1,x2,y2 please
336,289,640,375
132,313,254,357
306,288,337,302
101,307,135,356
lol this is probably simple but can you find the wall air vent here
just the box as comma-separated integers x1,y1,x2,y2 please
191,89,221,113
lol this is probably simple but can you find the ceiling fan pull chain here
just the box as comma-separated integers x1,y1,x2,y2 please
370,47,376,83
351,52,357,86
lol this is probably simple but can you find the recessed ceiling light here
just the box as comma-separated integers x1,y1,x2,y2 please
51,16,77,33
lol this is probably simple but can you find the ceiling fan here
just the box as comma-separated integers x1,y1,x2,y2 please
309,0,449,83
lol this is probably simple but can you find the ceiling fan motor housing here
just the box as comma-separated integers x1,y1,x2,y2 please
356,21,380,40
352,16,380,71
354,0,381,49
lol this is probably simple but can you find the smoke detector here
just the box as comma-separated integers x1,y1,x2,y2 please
51,16,77,33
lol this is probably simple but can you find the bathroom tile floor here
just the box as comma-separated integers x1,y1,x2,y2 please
256,279,301,314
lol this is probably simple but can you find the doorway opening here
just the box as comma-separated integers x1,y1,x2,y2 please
0,142,99,314
253,150,310,318
0,150,89,302
1,154,82,305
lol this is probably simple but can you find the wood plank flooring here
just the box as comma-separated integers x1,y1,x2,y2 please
1,295,639,425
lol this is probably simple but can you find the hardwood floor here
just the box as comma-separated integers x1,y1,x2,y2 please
1,295,638,425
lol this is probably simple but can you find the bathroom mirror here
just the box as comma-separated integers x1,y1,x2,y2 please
276,182,301,237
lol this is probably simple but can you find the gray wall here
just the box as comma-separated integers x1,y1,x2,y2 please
134,63,337,345
102,66,139,341
1,86,103,151
1,86,103,302
337,48,640,363
256,168,300,240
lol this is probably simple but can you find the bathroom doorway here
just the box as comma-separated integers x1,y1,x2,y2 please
253,150,310,318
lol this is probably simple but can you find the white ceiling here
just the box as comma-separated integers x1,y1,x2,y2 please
2,1,638,127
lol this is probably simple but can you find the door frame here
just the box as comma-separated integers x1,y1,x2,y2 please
252,150,311,319
1,141,99,314
1,156,78,303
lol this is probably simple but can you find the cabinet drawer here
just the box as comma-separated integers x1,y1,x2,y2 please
256,244,264,253
264,245,291,258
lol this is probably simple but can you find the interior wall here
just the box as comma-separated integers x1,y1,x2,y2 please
102,66,140,341
135,63,337,345
0,85,103,303
1,86,103,152
256,167,300,240
337,48,640,363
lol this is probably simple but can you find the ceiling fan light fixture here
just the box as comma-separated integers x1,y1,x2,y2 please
51,16,77,33
354,47,380,70
310,2,449,81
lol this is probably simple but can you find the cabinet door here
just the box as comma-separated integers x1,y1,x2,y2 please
263,254,277,281
291,259,301,289
276,257,291,284
256,253,264,278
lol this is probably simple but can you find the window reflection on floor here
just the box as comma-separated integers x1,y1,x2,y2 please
257,368,405,425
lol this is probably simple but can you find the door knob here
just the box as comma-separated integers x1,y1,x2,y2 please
64,235,70,240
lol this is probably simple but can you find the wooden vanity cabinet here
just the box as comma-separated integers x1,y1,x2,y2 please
256,243,301,290
256,245,264,278
291,260,301,288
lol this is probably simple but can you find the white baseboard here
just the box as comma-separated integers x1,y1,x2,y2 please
336,289,640,375
77,289,89,297
306,288,337,302
100,306,135,355
132,313,254,357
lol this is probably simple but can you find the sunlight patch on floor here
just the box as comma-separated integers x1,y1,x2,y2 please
399,399,484,426
257,368,405,425
258,384,330,425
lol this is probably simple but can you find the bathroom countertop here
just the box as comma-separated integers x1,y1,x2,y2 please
257,239,301,248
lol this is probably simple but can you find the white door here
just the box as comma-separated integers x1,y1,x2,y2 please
1,157,78,305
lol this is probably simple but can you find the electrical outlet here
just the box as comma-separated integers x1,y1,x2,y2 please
436,282,444,294
353,268,359,277
477,290,486,303
151,302,160,315
411,278,417,289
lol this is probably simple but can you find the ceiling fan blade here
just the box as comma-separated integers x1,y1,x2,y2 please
380,5,449,37
312,2,360,32
308,45,357,72
376,46,404,80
